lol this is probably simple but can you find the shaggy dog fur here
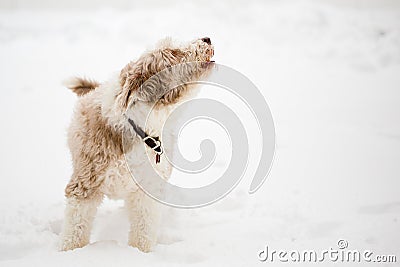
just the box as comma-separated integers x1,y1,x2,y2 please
61,37,214,252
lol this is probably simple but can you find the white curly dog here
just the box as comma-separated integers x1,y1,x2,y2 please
61,37,214,252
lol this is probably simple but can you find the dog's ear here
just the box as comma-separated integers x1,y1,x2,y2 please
118,61,144,109
169,48,186,61
118,48,187,108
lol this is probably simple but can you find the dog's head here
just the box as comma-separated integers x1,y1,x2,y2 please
118,37,214,109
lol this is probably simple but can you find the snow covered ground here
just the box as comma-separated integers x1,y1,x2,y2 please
0,0,399,266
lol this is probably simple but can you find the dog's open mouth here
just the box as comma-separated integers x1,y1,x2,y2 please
208,47,215,62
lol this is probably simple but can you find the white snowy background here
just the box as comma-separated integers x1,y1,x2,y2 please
0,0,399,266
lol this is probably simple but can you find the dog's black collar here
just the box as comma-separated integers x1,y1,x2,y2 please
127,118,163,163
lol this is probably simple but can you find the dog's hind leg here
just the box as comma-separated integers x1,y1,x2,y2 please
125,189,160,252
60,194,103,251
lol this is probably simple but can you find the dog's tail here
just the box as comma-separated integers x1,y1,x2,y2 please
63,77,100,96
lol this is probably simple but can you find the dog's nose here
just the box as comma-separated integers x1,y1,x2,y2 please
201,37,211,45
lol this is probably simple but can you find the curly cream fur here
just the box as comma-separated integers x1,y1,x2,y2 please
63,77,100,96
61,37,214,252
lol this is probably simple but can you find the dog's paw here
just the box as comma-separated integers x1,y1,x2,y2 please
60,235,89,251
128,236,156,253
60,242,81,251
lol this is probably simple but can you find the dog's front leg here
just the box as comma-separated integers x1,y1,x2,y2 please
60,194,103,251
125,190,160,252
